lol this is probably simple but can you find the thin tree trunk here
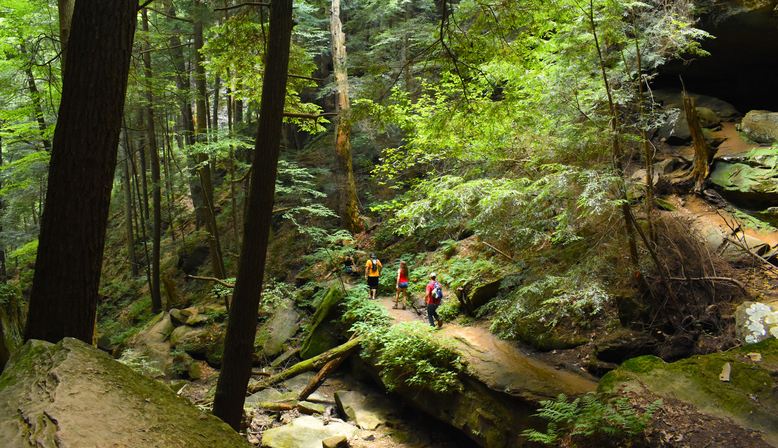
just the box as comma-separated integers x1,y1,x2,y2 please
212,0,293,429
142,8,162,312
136,108,150,223
587,0,639,267
194,0,226,279
120,126,139,277
0,125,5,283
164,1,205,229
57,0,75,75
330,0,362,235
25,0,137,344
21,56,51,152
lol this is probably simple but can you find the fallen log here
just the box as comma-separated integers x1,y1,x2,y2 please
248,336,363,393
297,334,361,401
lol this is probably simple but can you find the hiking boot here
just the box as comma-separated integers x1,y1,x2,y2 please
436,319,443,329
402,305,407,310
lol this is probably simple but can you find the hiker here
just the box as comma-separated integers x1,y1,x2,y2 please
394,260,410,310
365,252,382,299
425,272,443,329
342,254,357,277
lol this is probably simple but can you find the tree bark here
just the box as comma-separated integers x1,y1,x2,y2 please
142,8,163,312
57,0,75,75
683,86,712,192
212,0,294,430
25,0,137,344
330,0,362,235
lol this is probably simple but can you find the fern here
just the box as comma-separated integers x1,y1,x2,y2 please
523,393,662,446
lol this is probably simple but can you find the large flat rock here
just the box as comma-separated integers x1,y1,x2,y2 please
0,338,250,448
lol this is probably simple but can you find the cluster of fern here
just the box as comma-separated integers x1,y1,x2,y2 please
360,321,465,394
523,393,662,446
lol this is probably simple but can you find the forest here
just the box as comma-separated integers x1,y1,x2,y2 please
1,0,778,447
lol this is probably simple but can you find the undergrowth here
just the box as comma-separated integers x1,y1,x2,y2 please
523,392,662,447
342,288,464,393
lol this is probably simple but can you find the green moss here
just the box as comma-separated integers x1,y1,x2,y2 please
619,355,665,374
597,339,778,438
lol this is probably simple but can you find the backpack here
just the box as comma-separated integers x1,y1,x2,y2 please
431,281,443,304
370,259,377,272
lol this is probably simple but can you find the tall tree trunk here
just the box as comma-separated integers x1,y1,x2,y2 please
194,0,226,279
25,0,137,344
20,49,51,152
142,8,162,312
212,0,293,429
120,127,139,277
57,0,75,75
136,108,150,223
330,0,362,235
0,124,5,283
587,0,639,267
164,1,205,229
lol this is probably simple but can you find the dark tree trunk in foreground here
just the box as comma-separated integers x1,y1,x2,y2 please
212,0,293,430
25,0,137,344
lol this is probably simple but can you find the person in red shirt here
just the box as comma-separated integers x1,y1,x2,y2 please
425,272,443,329
394,260,410,310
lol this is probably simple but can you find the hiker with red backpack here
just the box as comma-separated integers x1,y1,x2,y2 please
425,272,443,329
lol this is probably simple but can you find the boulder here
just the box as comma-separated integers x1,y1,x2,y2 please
652,89,740,121
300,286,345,359
0,300,24,370
696,107,721,128
335,390,401,430
0,338,250,448
261,415,358,448
169,308,194,326
658,110,692,145
709,161,778,208
599,338,778,446
170,325,200,347
735,301,778,345
467,279,502,310
255,299,300,360
740,110,778,143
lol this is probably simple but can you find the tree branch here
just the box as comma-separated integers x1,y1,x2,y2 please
214,2,269,11
187,275,235,288
283,112,337,120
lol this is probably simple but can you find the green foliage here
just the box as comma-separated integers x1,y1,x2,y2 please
0,282,21,307
436,298,460,322
360,321,465,393
117,347,162,378
488,266,611,338
522,393,662,446
341,285,390,330
9,239,37,266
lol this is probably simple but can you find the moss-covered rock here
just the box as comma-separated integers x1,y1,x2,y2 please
0,338,250,448
598,338,778,445
300,286,345,359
